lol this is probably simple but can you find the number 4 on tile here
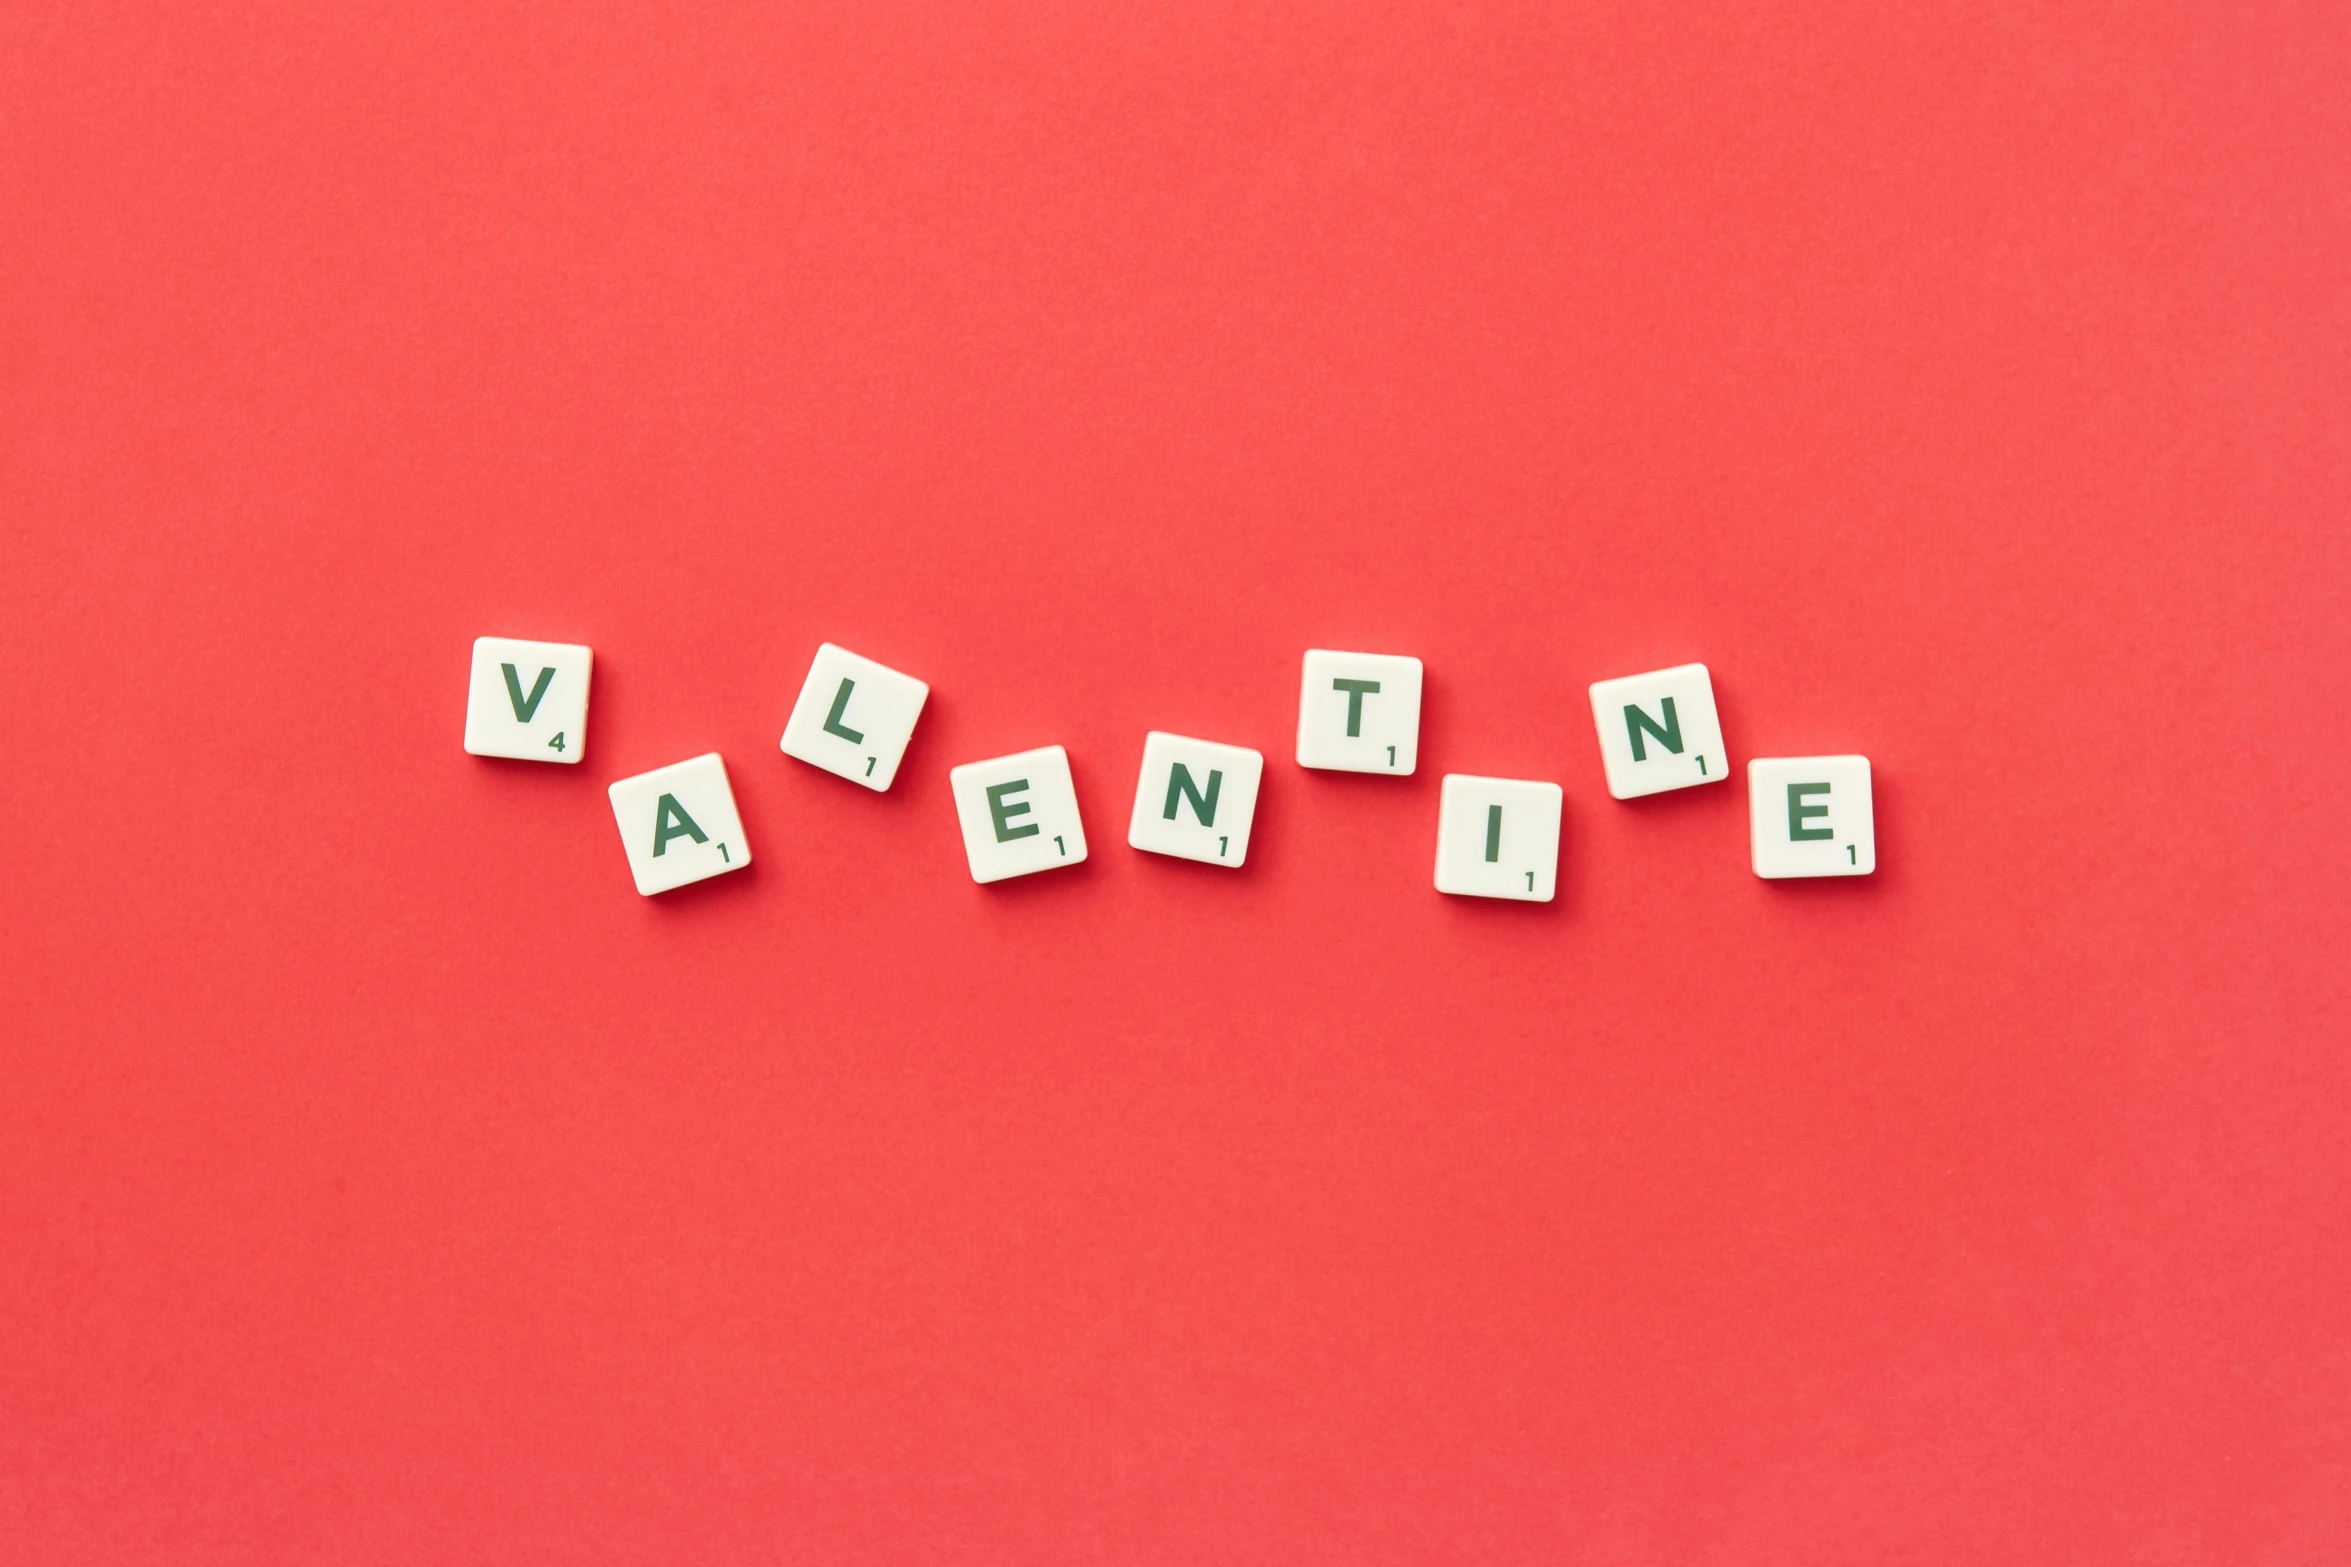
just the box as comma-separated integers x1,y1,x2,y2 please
463,636,592,765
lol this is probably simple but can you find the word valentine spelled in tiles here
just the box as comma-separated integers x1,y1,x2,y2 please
462,636,1880,899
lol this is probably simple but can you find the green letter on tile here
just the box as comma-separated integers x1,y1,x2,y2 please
502,663,556,723
987,779,1039,842
1163,763,1222,826
1787,782,1834,841
651,794,708,857
822,678,864,745
1625,697,1681,762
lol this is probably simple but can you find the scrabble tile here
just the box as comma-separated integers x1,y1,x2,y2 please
1748,755,1875,878
607,753,751,896
1296,649,1423,774
1126,731,1265,868
463,636,592,763
949,745,1088,884
1587,661,1726,799
1433,774,1562,901
778,642,930,791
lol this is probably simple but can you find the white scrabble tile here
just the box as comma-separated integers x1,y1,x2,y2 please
1748,755,1875,878
1296,649,1422,775
778,642,930,792
949,745,1088,884
463,636,592,763
1433,774,1562,901
1126,731,1264,868
607,753,751,896
1587,661,1726,799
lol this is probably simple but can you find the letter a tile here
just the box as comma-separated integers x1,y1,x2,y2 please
607,753,751,896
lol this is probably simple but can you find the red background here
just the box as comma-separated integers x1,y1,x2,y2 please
5,1,2348,1560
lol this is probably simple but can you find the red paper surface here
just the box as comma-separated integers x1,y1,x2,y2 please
4,2,2347,1560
